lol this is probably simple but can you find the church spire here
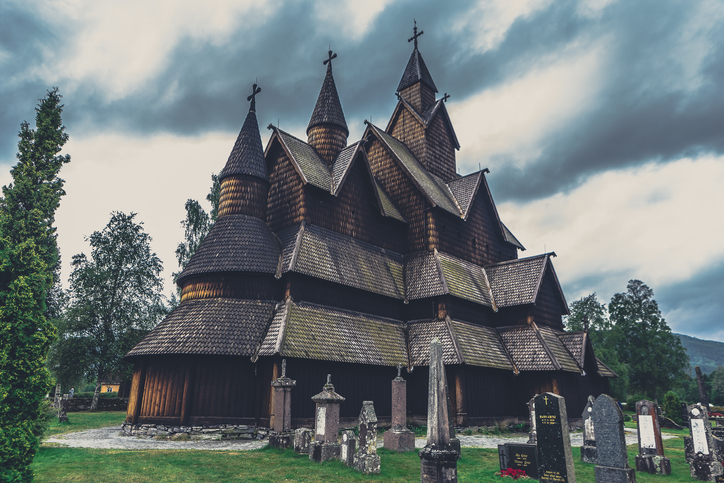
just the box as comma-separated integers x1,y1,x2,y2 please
307,50,349,165
217,82,270,219
397,20,438,112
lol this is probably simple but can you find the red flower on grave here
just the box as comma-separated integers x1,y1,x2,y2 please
496,468,530,479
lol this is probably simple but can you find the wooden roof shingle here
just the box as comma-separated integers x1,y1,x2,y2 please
220,103,268,182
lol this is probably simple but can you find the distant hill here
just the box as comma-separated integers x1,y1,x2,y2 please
676,333,724,375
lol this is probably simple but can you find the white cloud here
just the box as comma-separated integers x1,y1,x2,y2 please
452,46,606,172
497,155,724,306
452,0,553,54
55,130,261,297
313,0,394,41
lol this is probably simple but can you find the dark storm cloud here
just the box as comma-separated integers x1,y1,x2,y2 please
2,0,722,199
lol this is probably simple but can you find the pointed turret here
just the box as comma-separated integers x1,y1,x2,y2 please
217,83,270,219
396,21,438,113
307,50,348,165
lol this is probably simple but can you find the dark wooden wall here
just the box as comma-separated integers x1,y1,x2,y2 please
305,157,407,253
367,139,430,254
447,296,495,326
266,145,305,233
180,273,279,303
531,268,565,329
399,83,436,115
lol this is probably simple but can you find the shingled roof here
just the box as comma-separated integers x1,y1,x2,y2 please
485,254,552,308
280,223,405,299
365,123,462,216
447,171,483,218
307,61,348,136
220,99,268,182
497,323,581,373
449,319,514,370
257,300,407,366
126,298,276,357
177,214,281,285
386,97,461,150
397,46,438,93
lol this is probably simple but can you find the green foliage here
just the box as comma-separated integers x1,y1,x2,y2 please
625,394,649,410
709,366,724,405
48,212,166,390
0,88,69,482
173,173,220,280
608,280,690,400
564,293,609,333
662,391,683,424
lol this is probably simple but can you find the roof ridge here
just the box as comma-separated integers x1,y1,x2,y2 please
304,223,404,259
531,321,562,371
293,299,404,325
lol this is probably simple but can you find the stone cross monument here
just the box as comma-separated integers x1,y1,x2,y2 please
353,401,381,473
635,399,671,475
384,363,415,451
269,359,297,449
419,338,459,482
591,394,636,483
309,374,345,462
581,395,597,464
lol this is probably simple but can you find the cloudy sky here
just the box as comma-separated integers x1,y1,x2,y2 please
2,0,723,341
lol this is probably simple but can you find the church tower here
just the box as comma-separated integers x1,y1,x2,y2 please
396,21,438,113
307,50,349,165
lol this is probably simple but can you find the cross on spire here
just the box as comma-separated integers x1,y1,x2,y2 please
247,83,261,112
408,19,424,49
323,49,337,71
442,93,450,102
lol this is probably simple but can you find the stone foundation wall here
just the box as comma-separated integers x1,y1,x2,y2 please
121,422,269,441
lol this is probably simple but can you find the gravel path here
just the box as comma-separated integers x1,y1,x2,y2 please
45,426,677,451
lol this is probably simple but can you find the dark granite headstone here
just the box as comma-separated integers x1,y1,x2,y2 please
592,394,636,483
684,403,723,481
581,395,597,464
535,392,576,483
499,443,539,479
634,399,671,475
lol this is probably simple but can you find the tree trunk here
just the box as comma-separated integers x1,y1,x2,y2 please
91,383,101,410
695,366,710,410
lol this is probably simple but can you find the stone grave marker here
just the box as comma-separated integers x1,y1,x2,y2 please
294,428,313,454
535,392,576,483
58,394,69,423
309,374,345,463
269,359,297,449
340,430,357,467
527,396,537,444
498,443,539,480
54,384,61,409
384,364,416,451
634,399,671,475
591,394,636,483
581,395,597,464
419,337,460,483
684,403,724,480
353,401,381,474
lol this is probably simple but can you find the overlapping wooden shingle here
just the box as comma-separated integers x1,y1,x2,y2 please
408,319,461,366
449,319,514,371
485,254,549,307
126,298,276,357
220,104,268,182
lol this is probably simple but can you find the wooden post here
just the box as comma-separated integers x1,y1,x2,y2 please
180,362,195,426
455,368,466,426
127,360,147,424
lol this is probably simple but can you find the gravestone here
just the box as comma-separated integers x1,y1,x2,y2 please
527,396,537,444
57,395,68,423
54,384,61,409
269,359,297,449
592,394,636,483
384,364,415,451
294,428,313,454
353,401,381,473
535,392,576,483
684,403,723,481
696,366,710,410
498,443,539,480
581,395,597,464
419,338,460,482
340,430,357,467
634,399,671,475
90,383,100,410
309,374,345,462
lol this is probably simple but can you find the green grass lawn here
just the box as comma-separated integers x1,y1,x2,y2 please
33,413,698,483
44,411,127,438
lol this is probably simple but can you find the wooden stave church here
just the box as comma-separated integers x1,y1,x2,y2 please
124,31,615,428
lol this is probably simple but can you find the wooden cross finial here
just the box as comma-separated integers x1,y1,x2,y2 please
583,315,589,333
281,359,287,378
323,50,337,71
408,19,424,49
397,363,402,378
247,83,261,111
442,93,450,102
326,373,332,385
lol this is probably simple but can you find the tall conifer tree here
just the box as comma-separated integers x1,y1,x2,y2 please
0,88,70,482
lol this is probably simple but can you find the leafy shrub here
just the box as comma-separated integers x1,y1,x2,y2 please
626,394,649,410
662,391,682,425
